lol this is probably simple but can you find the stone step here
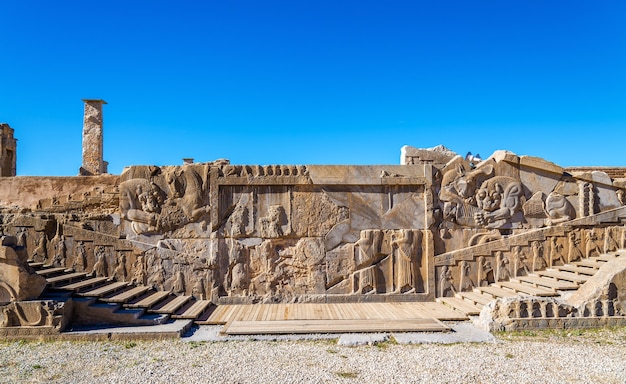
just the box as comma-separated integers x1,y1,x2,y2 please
125,290,172,309
512,276,579,291
56,277,110,292
457,291,493,306
173,300,213,319
438,297,482,316
150,295,192,314
100,285,152,303
495,281,558,297
77,281,130,297
46,272,89,285
536,270,589,284
475,285,518,299
556,265,597,276
36,267,68,276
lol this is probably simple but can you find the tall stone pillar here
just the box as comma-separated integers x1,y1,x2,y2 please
0,123,17,177
80,99,108,175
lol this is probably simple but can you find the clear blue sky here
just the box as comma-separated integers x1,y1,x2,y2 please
1,1,625,176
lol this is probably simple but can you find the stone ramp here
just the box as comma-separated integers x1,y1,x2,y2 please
440,251,623,316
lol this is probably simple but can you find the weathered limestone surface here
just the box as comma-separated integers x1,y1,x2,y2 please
0,241,47,302
476,255,626,332
80,100,108,176
0,175,119,210
0,142,625,331
0,124,16,177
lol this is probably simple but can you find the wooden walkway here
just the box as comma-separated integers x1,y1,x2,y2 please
203,302,465,334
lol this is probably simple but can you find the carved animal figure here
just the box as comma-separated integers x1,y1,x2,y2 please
545,192,575,226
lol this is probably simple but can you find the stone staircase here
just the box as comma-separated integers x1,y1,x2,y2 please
438,251,623,316
29,262,214,327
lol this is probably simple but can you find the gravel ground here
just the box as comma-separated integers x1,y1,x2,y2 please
0,327,625,384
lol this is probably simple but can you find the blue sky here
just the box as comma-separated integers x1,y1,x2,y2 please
1,1,624,176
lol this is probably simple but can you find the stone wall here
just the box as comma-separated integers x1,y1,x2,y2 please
0,146,625,305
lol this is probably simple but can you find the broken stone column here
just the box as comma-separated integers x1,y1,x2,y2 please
0,123,16,177
80,99,108,176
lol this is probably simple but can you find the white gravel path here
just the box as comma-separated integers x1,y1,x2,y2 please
0,327,624,383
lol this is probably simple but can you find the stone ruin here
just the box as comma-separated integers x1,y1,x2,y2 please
0,104,625,336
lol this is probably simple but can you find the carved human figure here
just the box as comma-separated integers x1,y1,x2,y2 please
495,251,510,282
92,246,107,277
130,255,146,286
260,205,284,238
52,235,66,268
585,230,601,258
172,269,186,295
147,256,165,290
355,230,374,267
113,252,128,282
358,265,377,294
228,204,248,237
603,227,618,254
549,237,565,266
512,246,529,277
477,256,493,287
16,228,26,248
192,277,206,300
617,189,625,206
531,241,547,272
31,233,47,263
72,241,87,272
438,266,456,297
459,261,474,292
567,231,583,263
227,239,248,295
390,229,420,293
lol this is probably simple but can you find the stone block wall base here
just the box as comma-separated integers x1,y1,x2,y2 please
0,326,61,340
502,316,626,331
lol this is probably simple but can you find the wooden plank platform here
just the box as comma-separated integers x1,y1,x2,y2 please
125,290,172,308
173,300,212,319
224,318,450,335
205,302,466,325
46,272,88,285
28,262,45,269
438,297,482,316
596,254,619,262
572,259,603,269
457,291,493,306
496,281,558,296
476,285,517,299
536,270,589,284
76,281,129,297
556,265,597,276
57,277,109,291
513,276,579,291
149,295,191,314
36,267,68,276
101,285,152,303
